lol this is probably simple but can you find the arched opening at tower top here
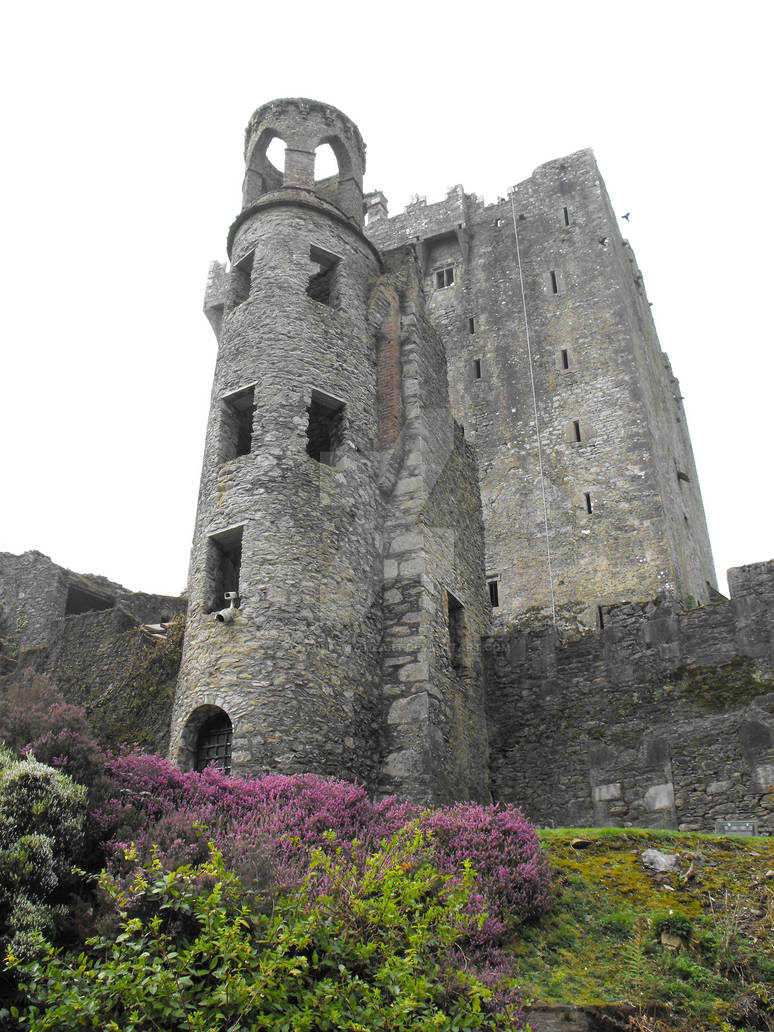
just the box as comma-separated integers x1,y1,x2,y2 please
314,143,340,205
314,143,339,181
265,136,287,175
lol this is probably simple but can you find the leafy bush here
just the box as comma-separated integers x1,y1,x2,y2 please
10,831,527,1031
0,747,87,957
652,909,694,942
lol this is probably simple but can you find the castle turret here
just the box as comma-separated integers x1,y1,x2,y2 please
171,99,386,784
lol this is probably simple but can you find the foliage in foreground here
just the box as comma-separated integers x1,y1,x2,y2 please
9,831,527,1031
0,679,550,1028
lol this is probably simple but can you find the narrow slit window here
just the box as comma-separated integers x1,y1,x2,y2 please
561,348,569,369
563,206,570,226
550,270,559,294
597,606,605,631
487,578,500,608
469,317,476,334
584,492,593,514
435,266,454,288
228,250,254,309
219,385,255,462
306,389,345,466
474,359,482,380
206,526,243,614
446,591,467,669
307,245,341,307
573,419,582,442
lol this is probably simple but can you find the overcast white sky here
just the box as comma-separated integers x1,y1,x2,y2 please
1,0,771,597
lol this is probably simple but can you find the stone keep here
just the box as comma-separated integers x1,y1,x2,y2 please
170,98,716,802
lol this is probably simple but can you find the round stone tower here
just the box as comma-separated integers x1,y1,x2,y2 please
170,99,385,786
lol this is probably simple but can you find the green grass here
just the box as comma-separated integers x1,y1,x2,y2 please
509,829,774,1030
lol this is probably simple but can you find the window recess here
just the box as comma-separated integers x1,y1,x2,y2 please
446,591,468,669
306,389,345,466
205,525,243,614
307,245,341,307
228,250,254,309
219,385,255,462
487,577,500,608
435,266,454,289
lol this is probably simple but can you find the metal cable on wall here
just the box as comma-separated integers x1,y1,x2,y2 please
509,188,557,626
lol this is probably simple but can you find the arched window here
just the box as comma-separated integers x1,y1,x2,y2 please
314,142,339,182
265,136,287,175
195,711,233,773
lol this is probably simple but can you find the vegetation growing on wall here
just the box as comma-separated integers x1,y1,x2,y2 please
672,657,774,712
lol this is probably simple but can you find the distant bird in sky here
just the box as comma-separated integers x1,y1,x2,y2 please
621,212,631,221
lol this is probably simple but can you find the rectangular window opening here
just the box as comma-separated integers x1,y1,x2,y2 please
307,245,341,307
206,526,243,614
219,385,255,462
435,266,454,289
573,419,582,442
446,591,467,669
584,492,593,514
306,389,345,466
469,317,476,334
550,270,559,294
487,578,500,608
563,206,570,226
474,359,482,380
228,250,254,309
561,348,569,370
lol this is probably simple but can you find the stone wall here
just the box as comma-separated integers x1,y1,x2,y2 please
376,251,490,804
0,550,183,664
485,559,774,832
38,608,184,754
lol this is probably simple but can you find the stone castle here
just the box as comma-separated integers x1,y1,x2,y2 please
2,98,773,831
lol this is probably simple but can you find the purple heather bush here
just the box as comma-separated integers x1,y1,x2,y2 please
424,802,551,923
95,754,550,943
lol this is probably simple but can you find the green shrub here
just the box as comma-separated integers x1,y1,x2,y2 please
9,829,526,1031
600,907,637,937
0,748,86,958
651,909,693,941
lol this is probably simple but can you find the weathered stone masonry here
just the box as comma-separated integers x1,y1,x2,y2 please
171,99,489,804
4,98,771,829
485,560,774,833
